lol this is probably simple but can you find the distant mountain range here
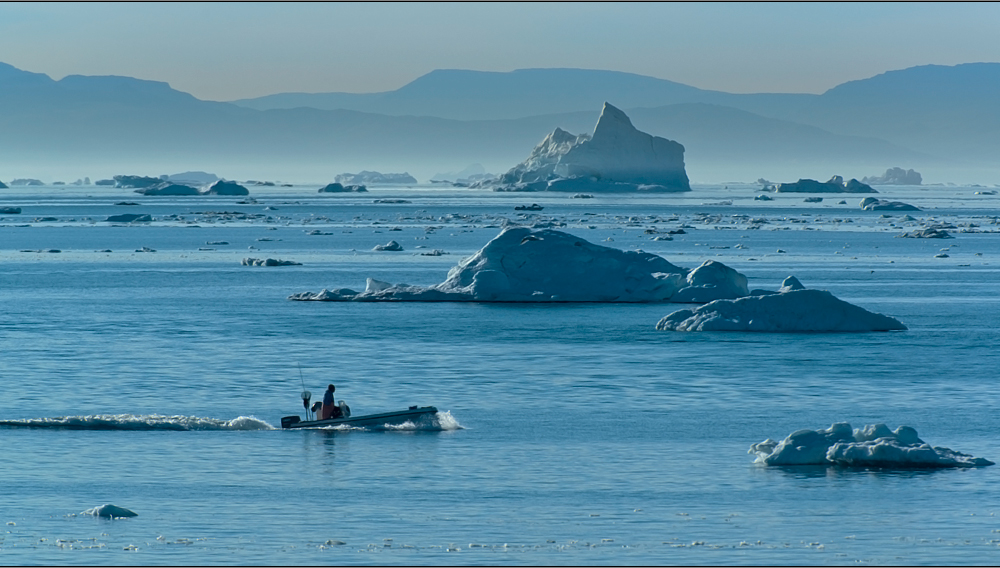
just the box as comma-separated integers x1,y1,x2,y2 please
233,64,1000,164
1,62,997,182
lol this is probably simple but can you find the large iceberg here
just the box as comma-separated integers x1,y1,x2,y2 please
289,227,750,303
483,103,690,193
749,423,993,468
656,278,906,332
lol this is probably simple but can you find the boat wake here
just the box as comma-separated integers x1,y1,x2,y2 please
0,414,276,431
311,411,463,432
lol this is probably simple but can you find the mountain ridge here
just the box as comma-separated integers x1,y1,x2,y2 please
0,61,986,182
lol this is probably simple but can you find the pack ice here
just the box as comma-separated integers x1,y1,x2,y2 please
749,423,994,467
656,277,907,332
289,227,749,303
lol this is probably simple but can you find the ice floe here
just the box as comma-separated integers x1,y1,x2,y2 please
290,227,753,303
242,257,302,267
898,227,953,239
749,423,993,467
105,213,151,223
860,197,921,211
656,278,906,332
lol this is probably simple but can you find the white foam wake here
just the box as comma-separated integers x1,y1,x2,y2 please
0,414,276,431
312,411,463,432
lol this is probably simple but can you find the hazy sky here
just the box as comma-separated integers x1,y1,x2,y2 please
2,2,998,101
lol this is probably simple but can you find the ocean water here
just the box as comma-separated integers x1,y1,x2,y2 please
2,184,1000,565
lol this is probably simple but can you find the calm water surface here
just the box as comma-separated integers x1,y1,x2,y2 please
1,185,999,565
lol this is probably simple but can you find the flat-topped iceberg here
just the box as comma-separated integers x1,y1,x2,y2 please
482,103,690,193
656,277,906,332
750,423,993,468
776,175,876,193
335,171,417,185
290,227,750,303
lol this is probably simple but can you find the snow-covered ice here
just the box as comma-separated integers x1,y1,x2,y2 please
656,278,906,332
860,197,920,211
290,227,752,303
484,103,690,193
749,423,994,467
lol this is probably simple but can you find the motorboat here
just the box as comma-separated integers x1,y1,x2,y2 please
281,406,438,430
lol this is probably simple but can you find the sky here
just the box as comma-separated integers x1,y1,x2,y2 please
1,2,999,101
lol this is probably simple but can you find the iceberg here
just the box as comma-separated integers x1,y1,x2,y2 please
862,167,922,185
318,182,367,193
165,171,219,186
749,423,994,468
776,175,876,193
656,278,906,332
334,171,417,185
483,103,690,193
860,197,920,211
290,227,750,303
202,180,249,196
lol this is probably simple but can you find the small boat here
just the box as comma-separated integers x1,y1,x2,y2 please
281,406,438,430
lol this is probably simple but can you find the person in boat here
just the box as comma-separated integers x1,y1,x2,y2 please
321,384,343,420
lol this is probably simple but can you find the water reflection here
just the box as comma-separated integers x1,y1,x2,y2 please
753,464,967,480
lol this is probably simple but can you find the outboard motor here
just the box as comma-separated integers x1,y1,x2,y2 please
281,415,301,429
339,401,351,418
300,390,312,420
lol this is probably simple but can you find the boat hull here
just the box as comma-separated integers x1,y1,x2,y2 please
281,406,438,429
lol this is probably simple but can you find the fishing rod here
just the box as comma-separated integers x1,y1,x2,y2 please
298,363,312,421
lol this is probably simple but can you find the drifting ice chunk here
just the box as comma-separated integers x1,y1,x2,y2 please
82,504,138,518
860,197,920,211
373,240,403,252
657,284,906,332
242,258,302,267
749,423,993,468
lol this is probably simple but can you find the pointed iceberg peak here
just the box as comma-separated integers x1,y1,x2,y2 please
593,102,636,137
486,102,690,193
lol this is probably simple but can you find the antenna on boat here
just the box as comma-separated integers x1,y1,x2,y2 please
298,363,312,421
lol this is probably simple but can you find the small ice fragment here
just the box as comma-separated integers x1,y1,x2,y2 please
82,504,137,518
